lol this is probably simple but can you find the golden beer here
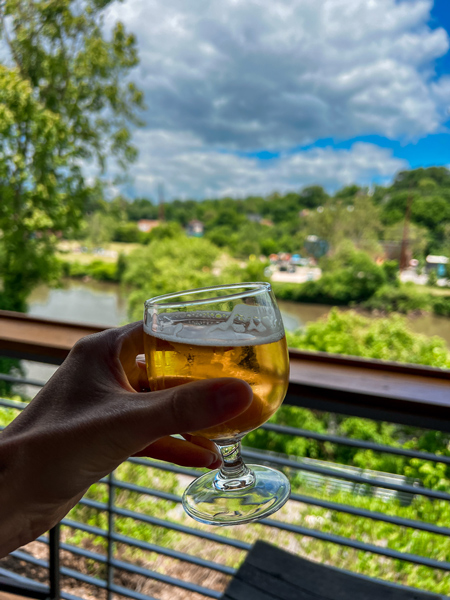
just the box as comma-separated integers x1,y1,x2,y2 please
144,322,289,441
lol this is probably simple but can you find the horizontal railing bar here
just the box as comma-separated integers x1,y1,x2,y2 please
0,373,46,387
71,483,450,543
261,423,450,465
102,478,180,503
11,548,107,594
61,518,106,538
61,592,85,600
261,518,450,571
61,518,236,575
42,534,222,599
77,497,450,570
0,398,29,410
104,479,450,539
290,493,450,537
10,550,48,569
60,565,107,589
111,505,250,551
109,583,158,600
1,391,447,467
0,566,49,597
115,532,236,576
111,556,222,599
78,497,251,550
70,477,450,546
127,456,200,477
242,449,450,501
110,476,450,537
127,452,450,502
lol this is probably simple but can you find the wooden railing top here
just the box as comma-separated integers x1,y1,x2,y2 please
1,310,449,430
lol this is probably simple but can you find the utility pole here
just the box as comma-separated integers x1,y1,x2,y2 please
399,190,414,271
158,183,165,222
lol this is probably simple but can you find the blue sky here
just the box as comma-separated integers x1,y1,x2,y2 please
106,0,450,199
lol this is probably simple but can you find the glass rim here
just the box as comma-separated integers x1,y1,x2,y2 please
144,282,272,310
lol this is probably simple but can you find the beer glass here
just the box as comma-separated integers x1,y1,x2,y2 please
143,282,290,525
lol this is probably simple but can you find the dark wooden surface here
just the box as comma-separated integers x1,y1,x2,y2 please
223,541,441,600
0,309,105,364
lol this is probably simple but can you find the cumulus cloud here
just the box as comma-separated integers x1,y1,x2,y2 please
129,131,407,198
102,0,448,197
107,0,448,149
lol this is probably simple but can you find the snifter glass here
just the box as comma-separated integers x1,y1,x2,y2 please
143,282,291,525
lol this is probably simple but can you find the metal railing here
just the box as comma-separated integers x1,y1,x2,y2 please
1,313,450,599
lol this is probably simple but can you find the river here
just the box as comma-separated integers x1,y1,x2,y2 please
21,279,450,392
28,279,450,346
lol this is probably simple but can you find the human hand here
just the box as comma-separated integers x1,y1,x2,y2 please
0,321,252,555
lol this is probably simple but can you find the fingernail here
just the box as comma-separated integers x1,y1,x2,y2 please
206,451,221,467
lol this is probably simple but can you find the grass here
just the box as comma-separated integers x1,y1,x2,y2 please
57,241,140,264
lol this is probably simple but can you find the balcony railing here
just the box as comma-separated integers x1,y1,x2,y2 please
1,310,450,599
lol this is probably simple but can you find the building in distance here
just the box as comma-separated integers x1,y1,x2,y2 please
187,220,204,237
137,219,160,233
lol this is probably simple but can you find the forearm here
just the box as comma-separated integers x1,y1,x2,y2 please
0,435,36,557
0,426,85,558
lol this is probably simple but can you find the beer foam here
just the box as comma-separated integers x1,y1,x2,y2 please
144,306,285,347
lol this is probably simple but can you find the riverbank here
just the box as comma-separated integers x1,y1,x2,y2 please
27,279,450,348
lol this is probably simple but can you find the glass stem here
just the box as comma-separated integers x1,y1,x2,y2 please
214,441,255,491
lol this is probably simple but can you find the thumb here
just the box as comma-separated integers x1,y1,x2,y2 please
123,378,253,450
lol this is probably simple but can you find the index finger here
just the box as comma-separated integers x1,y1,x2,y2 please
117,321,145,391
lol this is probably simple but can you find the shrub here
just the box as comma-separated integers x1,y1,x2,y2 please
59,258,120,282
124,235,220,319
433,297,450,317
362,284,431,313
428,270,438,286
87,260,118,282
112,222,141,243
286,308,450,367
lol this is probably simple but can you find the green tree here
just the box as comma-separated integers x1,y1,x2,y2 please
125,235,220,320
0,0,143,310
306,196,383,256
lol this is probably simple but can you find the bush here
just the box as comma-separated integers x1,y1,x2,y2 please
428,270,438,286
274,251,386,305
87,260,118,282
286,308,450,367
124,235,221,319
362,284,431,313
112,222,141,243
433,297,450,317
59,258,120,282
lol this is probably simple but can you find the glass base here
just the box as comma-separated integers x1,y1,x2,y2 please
182,464,291,526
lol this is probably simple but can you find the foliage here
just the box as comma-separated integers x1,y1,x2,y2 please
362,283,431,314
381,260,400,286
428,270,438,287
275,246,386,305
377,168,450,256
0,0,143,310
284,308,450,367
113,222,141,244
0,359,23,397
60,258,120,282
141,222,184,244
124,235,220,320
433,297,450,317
305,195,383,256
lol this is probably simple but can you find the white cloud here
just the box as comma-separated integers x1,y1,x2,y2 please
107,0,449,149
129,131,407,198
102,0,448,197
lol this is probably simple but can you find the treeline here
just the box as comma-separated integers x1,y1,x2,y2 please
81,166,450,261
